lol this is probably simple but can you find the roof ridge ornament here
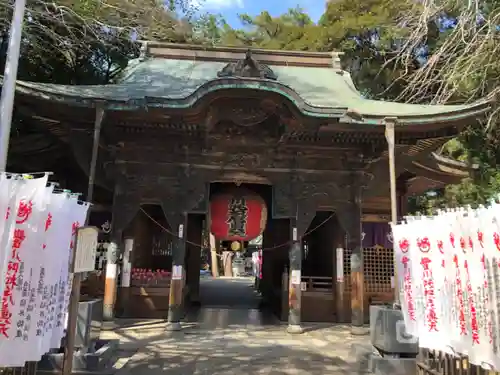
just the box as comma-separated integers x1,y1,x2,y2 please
217,49,278,80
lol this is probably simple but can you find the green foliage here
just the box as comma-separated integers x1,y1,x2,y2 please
0,0,497,211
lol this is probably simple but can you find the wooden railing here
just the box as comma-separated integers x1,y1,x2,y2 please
130,278,171,288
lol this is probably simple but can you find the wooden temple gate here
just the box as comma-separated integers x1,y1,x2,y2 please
9,41,492,332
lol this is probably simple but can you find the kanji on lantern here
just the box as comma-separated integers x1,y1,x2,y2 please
210,189,267,242
226,197,248,237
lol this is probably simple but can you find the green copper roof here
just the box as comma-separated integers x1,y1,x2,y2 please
11,57,491,124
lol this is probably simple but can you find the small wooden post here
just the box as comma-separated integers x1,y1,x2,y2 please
385,119,399,305
287,218,303,334
63,227,99,375
62,105,104,375
167,214,188,331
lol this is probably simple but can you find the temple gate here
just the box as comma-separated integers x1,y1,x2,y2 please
9,42,492,333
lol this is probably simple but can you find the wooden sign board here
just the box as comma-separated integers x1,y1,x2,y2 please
74,226,99,273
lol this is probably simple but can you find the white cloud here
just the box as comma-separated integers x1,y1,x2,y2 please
196,0,244,9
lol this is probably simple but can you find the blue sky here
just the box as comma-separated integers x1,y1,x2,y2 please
197,0,325,27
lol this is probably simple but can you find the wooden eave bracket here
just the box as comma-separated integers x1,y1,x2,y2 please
383,116,398,125
344,108,364,122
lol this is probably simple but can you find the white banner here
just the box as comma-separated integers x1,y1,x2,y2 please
50,199,89,349
392,203,500,371
0,175,49,366
0,173,91,367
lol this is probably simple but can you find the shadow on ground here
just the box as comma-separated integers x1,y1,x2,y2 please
102,278,371,375
103,323,370,375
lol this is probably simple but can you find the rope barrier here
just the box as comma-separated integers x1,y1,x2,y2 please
139,207,335,252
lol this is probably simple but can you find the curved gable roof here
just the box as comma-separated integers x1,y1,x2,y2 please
8,43,492,125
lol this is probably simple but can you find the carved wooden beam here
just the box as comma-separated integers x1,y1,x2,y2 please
160,166,211,225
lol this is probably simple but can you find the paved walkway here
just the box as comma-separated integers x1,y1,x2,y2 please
102,277,372,375
198,276,261,309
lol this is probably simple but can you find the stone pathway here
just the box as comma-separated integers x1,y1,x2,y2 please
101,278,373,375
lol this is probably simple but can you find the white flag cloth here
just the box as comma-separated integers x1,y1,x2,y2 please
0,173,91,367
49,198,89,350
39,193,73,355
392,203,500,372
0,175,49,366
22,186,54,363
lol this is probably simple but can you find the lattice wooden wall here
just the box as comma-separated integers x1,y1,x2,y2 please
340,247,393,292
363,246,394,293
339,246,394,322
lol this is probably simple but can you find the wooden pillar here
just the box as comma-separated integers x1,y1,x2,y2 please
397,180,408,219
261,219,274,299
336,177,364,333
209,234,219,278
186,214,202,304
287,205,315,334
287,217,302,333
103,187,140,321
103,230,121,320
335,243,346,323
347,187,364,334
166,213,188,331
103,184,139,320
118,237,134,316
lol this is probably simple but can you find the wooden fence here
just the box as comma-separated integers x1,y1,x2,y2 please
0,362,38,375
417,349,500,375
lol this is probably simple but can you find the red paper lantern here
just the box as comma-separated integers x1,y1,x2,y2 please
210,190,267,241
